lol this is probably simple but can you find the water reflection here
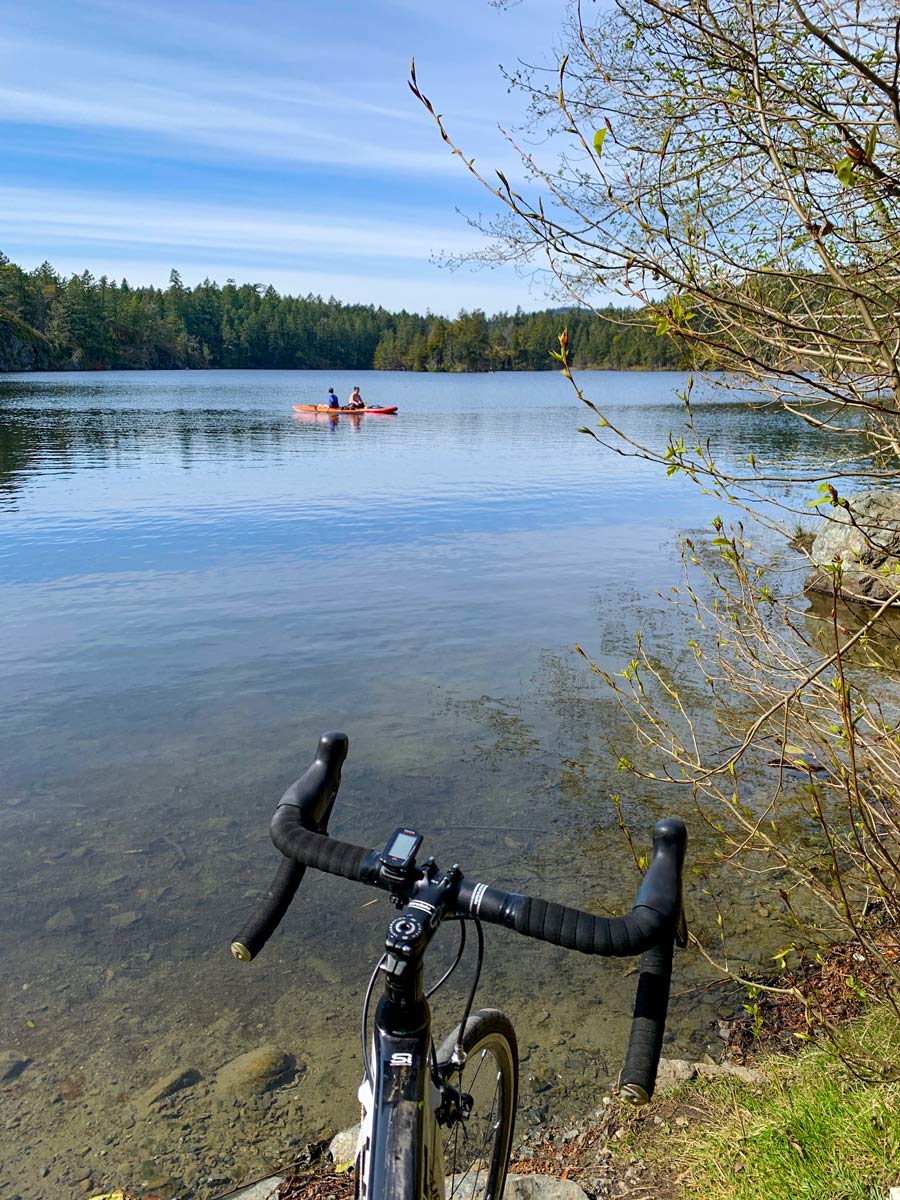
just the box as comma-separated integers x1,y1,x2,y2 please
0,369,852,1198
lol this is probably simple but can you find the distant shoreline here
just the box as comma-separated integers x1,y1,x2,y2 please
0,363,683,375
0,253,685,375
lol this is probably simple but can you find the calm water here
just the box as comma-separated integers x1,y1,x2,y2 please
0,370,829,1197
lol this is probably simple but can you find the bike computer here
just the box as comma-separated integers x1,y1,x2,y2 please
381,827,423,875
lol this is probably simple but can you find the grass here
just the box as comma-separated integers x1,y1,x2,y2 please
636,1006,900,1200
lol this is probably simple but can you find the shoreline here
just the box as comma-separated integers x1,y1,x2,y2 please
264,925,900,1200
0,363,684,377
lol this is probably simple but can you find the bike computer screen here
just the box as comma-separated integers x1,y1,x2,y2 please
381,827,423,872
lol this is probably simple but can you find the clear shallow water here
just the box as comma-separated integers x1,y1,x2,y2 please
0,370,832,1196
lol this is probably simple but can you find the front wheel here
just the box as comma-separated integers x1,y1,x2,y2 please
434,1008,518,1200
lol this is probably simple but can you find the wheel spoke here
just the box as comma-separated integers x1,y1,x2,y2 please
437,1017,517,1200
446,1057,502,1196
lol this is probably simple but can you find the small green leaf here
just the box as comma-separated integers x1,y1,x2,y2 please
593,128,607,156
865,124,877,162
835,156,857,186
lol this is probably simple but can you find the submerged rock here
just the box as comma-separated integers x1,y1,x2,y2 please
214,1045,293,1100
45,907,77,933
135,1066,202,1117
109,910,141,931
0,1050,30,1083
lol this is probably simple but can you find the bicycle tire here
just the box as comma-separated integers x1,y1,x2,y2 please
435,1008,518,1200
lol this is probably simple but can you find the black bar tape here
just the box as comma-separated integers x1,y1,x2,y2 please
620,935,675,1101
232,857,306,960
230,732,352,962
513,897,668,956
271,814,370,882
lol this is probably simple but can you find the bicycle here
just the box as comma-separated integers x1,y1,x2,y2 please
231,732,688,1200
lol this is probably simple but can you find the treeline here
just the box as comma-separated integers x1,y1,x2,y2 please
0,254,684,373
371,306,681,371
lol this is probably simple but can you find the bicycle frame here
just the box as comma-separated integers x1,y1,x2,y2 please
355,937,445,1200
356,1019,444,1200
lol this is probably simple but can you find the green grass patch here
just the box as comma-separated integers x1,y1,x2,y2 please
642,1007,900,1199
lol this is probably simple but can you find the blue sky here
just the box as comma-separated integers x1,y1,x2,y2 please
0,0,572,315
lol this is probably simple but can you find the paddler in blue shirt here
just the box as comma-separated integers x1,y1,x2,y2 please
326,387,340,409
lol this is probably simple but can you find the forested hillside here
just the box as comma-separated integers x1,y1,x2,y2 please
0,254,683,372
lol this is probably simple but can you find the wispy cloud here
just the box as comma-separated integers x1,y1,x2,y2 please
0,186,480,261
0,0,568,312
0,73,455,175
0,19,516,175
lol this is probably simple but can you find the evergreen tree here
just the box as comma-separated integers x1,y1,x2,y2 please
0,252,685,373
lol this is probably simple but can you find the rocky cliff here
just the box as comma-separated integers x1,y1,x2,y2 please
0,312,55,371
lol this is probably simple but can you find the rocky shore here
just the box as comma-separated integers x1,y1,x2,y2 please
1,1037,759,1200
227,1055,767,1200
6,924,889,1200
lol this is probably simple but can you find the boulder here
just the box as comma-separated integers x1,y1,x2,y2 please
693,1060,767,1085
807,490,900,604
214,1045,293,1100
653,1057,697,1092
224,1177,284,1200
653,1056,767,1092
329,1123,361,1166
502,1175,588,1200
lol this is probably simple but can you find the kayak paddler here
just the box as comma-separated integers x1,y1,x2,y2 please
347,386,366,410
327,387,340,409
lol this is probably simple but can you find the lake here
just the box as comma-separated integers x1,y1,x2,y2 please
0,369,827,1198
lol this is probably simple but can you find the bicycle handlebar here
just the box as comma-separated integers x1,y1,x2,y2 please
230,731,349,960
231,732,687,1104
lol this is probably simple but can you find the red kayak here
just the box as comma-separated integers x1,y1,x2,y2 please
292,405,398,415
